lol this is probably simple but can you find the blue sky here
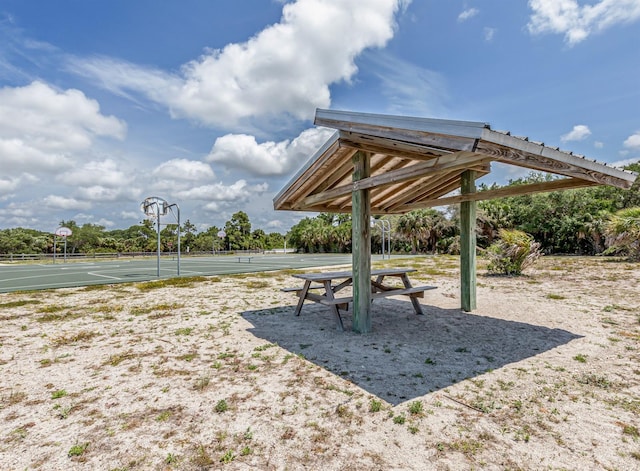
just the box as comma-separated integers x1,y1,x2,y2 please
1,0,640,233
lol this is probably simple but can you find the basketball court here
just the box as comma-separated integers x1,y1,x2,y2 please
0,253,398,293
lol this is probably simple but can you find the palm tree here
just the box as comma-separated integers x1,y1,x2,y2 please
396,210,428,254
605,207,640,260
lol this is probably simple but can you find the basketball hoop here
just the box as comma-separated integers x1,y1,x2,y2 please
141,196,169,219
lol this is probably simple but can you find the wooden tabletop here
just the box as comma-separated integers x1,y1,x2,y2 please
292,267,416,282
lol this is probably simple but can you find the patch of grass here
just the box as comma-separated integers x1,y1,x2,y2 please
576,373,612,389
408,400,423,415
130,302,184,316
192,445,214,467
37,304,69,313
621,423,639,440
51,389,68,399
254,343,276,352
0,299,41,308
606,398,640,414
424,357,436,365
68,442,89,457
245,280,270,289
447,439,484,456
175,327,194,336
369,399,382,413
37,309,81,323
105,351,135,366
573,354,587,363
136,276,208,291
178,352,198,362
603,304,634,312
214,399,229,413
52,330,98,346
393,414,406,425
219,450,235,464
4,391,27,405
546,293,566,300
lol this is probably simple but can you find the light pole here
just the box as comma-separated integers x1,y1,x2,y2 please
166,203,180,275
141,196,180,277
371,218,392,259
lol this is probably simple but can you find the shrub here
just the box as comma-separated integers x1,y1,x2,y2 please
486,229,542,276
605,207,640,260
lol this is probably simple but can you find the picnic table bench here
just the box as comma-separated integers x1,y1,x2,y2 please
236,256,253,263
283,268,436,330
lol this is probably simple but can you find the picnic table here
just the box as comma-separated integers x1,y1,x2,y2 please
284,268,436,330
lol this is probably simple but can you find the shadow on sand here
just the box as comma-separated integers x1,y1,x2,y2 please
243,300,581,405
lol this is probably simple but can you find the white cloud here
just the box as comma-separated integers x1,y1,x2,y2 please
120,211,142,221
174,180,268,202
594,141,604,148
365,50,449,116
484,27,496,41
72,214,115,227
610,157,640,168
0,174,37,197
206,127,334,176
0,177,20,195
623,131,640,149
0,137,74,174
0,81,126,149
561,124,591,142
67,0,407,129
152,159,215,181
458,8,479,22
0,81,126,177
528,0,640,45
57,159,132,187
43,195,92,211
74,185,142,203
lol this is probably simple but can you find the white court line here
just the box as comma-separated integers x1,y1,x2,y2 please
61,265,100,270
87,272,122,280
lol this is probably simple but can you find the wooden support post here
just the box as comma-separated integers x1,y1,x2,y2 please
352,151,372,333
460,170,477,312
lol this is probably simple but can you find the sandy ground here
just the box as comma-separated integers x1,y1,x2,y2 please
0,255,638,470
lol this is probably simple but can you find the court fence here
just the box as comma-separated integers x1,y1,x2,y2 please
0,250,268,263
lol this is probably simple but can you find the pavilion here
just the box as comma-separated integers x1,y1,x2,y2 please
274,109,637,333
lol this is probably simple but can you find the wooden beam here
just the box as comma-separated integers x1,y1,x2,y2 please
401,177,599,211
339,133,453,161
276,142,356,210
475,139,634,189
460,170,477,312
352,151,372,333
301,151,489,208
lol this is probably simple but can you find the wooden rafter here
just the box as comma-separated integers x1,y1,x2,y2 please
401,177,599,211
299,151,489,209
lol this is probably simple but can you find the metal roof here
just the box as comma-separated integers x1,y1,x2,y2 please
274,109,637,214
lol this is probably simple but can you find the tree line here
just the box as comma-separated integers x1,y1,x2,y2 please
2,165,639,257
0,211,284,255
287,166,640,258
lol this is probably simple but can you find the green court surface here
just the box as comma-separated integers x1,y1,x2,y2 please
0,253,394,293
